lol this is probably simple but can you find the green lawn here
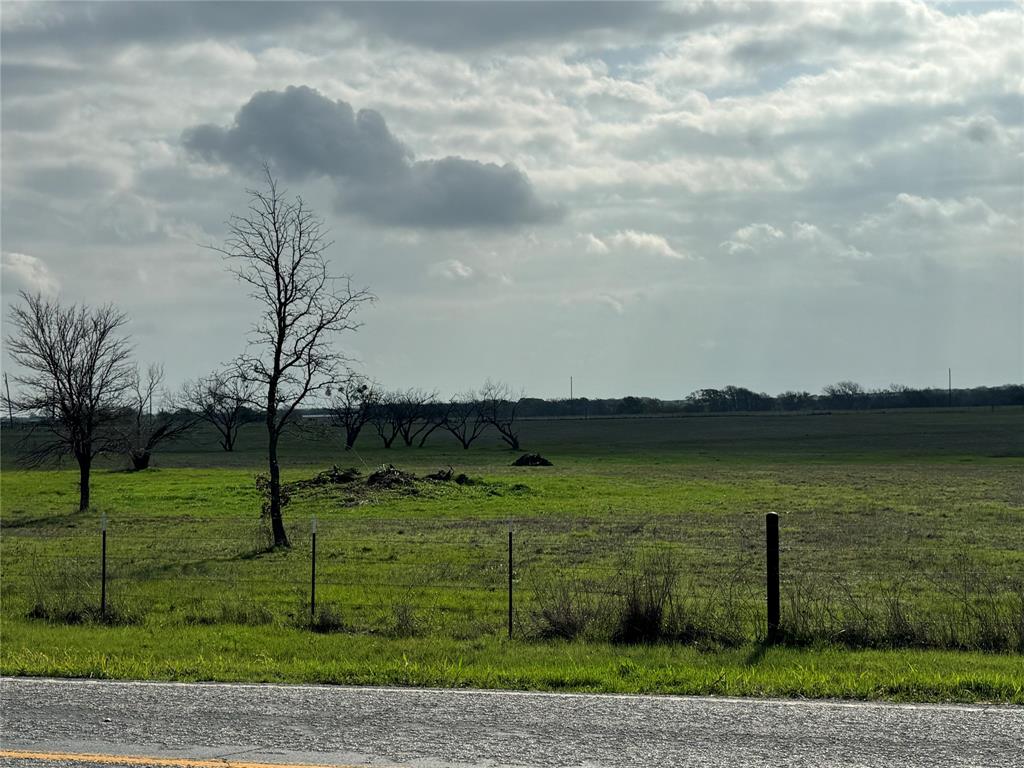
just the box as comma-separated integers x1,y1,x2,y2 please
2,409,1022,701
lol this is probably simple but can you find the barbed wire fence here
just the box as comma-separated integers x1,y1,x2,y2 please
5,511,1023,652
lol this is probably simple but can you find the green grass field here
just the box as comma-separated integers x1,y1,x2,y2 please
2,409,1023,702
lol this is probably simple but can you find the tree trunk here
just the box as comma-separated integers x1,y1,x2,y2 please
345,425,361,450
131,451,151,471
77,454,91,511
267,432,289,548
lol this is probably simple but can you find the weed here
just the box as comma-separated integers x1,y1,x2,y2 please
612,550,679,644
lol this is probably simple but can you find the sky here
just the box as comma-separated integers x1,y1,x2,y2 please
1,1,1022,400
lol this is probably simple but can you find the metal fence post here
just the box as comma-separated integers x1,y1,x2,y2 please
766,512,779,643
310,515,317,623
507,523,514,640
100,512,107,619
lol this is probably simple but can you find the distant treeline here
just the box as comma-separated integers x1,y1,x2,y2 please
514,383,1024,418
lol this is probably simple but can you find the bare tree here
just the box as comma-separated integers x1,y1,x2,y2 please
4,291,134,510
393,388,445,447
181,370,260,451
443,395,488,449
213,168,372,548
328,372,378,450
413,400,450,448
116,363,196,470
479,379,523,450
369,391,402,448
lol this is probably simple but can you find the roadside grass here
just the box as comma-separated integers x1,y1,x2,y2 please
2,622,1021,704
1,410,1022,701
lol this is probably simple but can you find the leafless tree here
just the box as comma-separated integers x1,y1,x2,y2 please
393,388,446,447
328,372,378,450
181,370,260,452
443,395,488,449
479,379,523,450
4,291,134,510
369,391,402,448
116,363,197,470
212,168,373,548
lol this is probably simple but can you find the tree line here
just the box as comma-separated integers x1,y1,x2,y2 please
513,382,1024,418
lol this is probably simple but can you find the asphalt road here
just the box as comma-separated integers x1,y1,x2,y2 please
1,677,1022,768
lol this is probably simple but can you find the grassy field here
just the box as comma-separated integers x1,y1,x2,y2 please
2,408,1023,702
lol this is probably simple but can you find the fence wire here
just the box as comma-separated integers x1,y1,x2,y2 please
4,512,1022,651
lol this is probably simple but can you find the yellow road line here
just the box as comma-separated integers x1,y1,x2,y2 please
0,750,384,768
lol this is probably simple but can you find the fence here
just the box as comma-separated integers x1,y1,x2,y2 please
6,510,1023,652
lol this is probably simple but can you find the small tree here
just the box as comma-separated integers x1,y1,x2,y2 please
4,291,134,510
117,363,196,470
369,391,402,448
214,168,372,548
444,396,487,449
479,379,523,450
181,370,261,451
329,373,378,450
392,388,446,447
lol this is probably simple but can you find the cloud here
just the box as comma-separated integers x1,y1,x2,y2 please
581,233,610,254
606,229,688,260
856,193,1014,233
183,85,560,229
1,252,60,295
597,293,625,314
182,86,411,181
718,223,785,254
0,2,337,54
851,194,1019,264
337,2,737,52
720,221,870,261
429,258,474,281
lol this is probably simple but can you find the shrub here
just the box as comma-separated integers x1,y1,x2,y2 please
530,571,606,640
612,550,679,644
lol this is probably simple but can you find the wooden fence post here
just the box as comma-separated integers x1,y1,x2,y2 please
766,512,780,643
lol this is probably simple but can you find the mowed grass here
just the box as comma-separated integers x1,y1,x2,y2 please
2,408,1023,701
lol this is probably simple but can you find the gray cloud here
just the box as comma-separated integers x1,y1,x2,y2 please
183,85,561,229
1,2,335,54
1,1,741,56
183,86,411,181
339,1,673,51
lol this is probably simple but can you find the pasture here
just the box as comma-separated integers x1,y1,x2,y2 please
2,408,1023,702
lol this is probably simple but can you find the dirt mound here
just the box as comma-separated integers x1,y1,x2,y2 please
512,453,553,467
367,464,417,489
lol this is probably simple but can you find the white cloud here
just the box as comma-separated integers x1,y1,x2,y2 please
1,251,60,295
607,229,688,260
580,233,610,254
719,223,785,254
856,193,1014,232
720,221,871,262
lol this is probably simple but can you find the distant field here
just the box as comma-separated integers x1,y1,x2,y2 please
2,408,1023,702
